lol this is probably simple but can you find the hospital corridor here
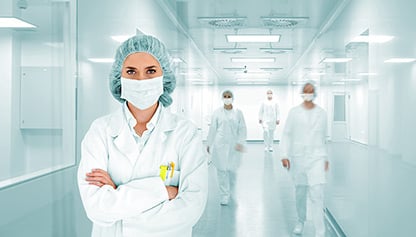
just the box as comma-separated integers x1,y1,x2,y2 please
1,0,416,236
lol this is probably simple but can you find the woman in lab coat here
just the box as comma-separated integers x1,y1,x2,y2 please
206,90,247,205
77,35,208,237
280,82,329,237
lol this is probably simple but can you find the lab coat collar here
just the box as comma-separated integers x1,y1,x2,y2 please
108,104,177,163
108,104,176,137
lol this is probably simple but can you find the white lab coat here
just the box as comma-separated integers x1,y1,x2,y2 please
206,107,247,171
280,104,328,186
77,105,208,237
258,99,280,130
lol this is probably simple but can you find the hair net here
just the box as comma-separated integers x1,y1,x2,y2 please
222,90,234,98
109,35,176,107
301,81,317,97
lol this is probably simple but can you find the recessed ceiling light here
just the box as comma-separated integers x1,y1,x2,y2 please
357,72,377,76
260,67,283,71
0,17,36,28
340,79,361,82
231,57,275,63
226,34,280,43
309,72,326,76
259,47,293,54
384,58,416,63
237,82,269,85
321,57,352,63
88,58,114,63
332,82,346,85
213,47,247,54
350,35,394,43
111,35,133,42
236,79,269,82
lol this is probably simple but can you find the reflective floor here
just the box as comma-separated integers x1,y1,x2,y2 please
193,143,336,237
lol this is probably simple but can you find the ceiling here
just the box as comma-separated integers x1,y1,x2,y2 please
75,0,355,86
14,0,361,86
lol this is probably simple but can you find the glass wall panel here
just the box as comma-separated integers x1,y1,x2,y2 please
0,0,77,188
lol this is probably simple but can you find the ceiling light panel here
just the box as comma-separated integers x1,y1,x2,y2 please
384,58,416,63
226,34,280,43
0,17,36,28
231,57,275,63
321,57,352,63
260,47,293,54
88,58,115,63
350,35,394,43
111,35,134,42
213,47,247,54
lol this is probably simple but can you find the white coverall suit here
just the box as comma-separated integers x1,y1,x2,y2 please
77,105,208,237
280,104,328,237
206,107,247,204
258,99,280,150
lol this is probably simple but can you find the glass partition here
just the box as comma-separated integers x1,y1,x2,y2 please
0,0,77,189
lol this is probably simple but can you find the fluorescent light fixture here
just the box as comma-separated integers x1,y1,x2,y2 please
88,58,114,63
321,57,352,63
332,82,346,85
260,67,283,71
226,34,280,43
0,17,36,28
111,35,134,42
236,79,269,82
350,35,394,43
213,47,247,53
384,58,416,63
259,47,293,54
187,79,211,82
357,72,377,76
309,72,326,76
231,57,275,63
340,79,361,82
237,82,269,85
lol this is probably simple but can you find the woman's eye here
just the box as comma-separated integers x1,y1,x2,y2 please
147,69,156,74
126,69,135,75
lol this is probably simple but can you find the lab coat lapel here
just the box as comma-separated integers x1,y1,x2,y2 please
108,108,140,165
137,107,176,166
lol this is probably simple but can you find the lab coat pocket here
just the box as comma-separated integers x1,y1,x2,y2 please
164,170,180,187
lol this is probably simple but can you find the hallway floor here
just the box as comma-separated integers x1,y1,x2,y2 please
193,143,336,237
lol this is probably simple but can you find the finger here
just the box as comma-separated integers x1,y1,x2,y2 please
88,181,104,187
88,171,112,182
86,176,108,184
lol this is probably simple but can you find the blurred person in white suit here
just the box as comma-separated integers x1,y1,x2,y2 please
258,89,280,152
280,82,329,237
77,35,208,237
206,90,247,205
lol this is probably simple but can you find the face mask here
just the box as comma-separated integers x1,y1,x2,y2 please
301,93,315,102
120,76,164,110
223,98,233,105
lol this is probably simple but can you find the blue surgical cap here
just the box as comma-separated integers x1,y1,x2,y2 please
109,35,176,107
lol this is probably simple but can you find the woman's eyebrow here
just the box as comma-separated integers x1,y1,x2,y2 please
124,66,137,70
145,65,158,69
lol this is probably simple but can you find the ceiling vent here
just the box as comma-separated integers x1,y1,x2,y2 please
260,17,309,29
197,17,247,28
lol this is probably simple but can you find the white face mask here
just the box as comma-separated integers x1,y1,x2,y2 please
223,98,233,105
301,93,315,102
120,76,164,110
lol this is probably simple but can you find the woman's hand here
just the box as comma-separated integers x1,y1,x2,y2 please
281,159,290,170
235,143,244,152
165,186,178,200
86,169,117,189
